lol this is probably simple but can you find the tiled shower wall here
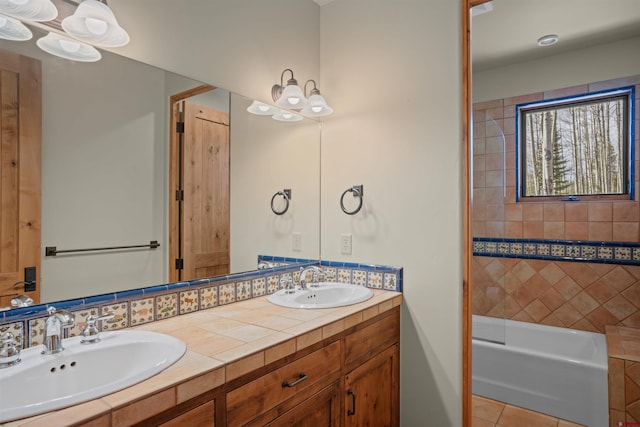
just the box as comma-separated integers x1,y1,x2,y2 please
472,75,640,333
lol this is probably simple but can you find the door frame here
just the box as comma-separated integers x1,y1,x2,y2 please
168,84,215,283
462,1,492,426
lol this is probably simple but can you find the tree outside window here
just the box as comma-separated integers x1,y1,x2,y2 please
517,87,634,200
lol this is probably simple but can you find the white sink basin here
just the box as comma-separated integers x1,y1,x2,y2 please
267,282,373,309
0,330,186,423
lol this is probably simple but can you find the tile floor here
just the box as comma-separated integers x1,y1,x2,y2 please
472,395,585,427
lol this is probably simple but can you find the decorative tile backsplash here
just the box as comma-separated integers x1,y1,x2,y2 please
474,237,640,266
0,257,402,350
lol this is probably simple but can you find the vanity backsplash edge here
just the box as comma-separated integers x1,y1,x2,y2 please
0,257,403,350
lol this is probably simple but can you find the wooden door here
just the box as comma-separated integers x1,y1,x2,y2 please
0,50,41,306
344,344,400,427
181,101,230,280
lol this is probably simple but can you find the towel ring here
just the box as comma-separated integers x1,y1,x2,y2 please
271,189,291,215
340,185,363,215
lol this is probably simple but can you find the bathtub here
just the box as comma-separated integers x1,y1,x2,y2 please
472,315,608,427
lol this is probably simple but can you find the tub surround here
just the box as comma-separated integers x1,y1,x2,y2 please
1,289,402,426
606,325,640,426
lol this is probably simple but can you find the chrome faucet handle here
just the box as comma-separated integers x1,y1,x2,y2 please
81,312,114,344
281,276,295,294
10,294,34,308
0,332,21,368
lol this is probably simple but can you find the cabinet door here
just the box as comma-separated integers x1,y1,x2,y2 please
344,344,399,427
262,382,340,427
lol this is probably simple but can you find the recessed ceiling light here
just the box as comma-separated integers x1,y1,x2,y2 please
537,34,559,47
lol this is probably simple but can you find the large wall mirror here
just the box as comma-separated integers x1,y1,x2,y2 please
0,23,320,308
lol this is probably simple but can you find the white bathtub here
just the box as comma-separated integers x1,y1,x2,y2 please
472,315,608,427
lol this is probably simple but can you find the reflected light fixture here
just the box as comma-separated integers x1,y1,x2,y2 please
272,110,303,122
300,79,333,117
537,34,559,47
246,100,279,115
0,13,32,40
272,68,309,109
0,0,57,21
61,0,129,48
37,31,101,62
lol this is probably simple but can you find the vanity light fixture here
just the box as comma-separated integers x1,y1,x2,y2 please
537,34,559,47
246,100,279,115
0,13,32,40
0,0,57,22
61,0,129,48
272,68,309,109
36,31,101,62
300,79,333,117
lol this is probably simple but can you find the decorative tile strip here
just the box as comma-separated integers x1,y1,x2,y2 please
473,237,640,266
0,257,403,350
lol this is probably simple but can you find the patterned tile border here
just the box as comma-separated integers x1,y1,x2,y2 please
0,257,403,351
474,237,640,265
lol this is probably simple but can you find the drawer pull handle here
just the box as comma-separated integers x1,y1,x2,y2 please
282,372,307,388
347,389,356,416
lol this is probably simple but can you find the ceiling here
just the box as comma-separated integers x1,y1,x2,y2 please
472,0,640,71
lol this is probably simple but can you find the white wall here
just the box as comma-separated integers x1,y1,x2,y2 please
33,47,167,302
230,96,321,271
320,1,462,425
474,35,640,102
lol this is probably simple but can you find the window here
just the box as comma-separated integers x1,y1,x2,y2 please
517,87,634,200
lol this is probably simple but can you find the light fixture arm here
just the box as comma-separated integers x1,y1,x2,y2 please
272,68,298,102
304,79,321,97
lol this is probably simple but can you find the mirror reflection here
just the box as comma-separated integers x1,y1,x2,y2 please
0,25,320,308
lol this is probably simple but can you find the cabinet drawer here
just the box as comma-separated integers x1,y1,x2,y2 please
226,340,341,426
344,308,399,368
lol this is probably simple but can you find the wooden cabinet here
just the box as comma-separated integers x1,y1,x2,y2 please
262,382,340,427
159,400,216,427
344,344,399,426
226,341,342,426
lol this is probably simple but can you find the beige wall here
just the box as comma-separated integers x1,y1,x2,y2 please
473,35,640,102
320,1,463,425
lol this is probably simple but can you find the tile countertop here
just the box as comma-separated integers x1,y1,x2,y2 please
4,290,403,427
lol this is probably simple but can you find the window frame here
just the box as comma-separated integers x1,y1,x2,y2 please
515,86,635,202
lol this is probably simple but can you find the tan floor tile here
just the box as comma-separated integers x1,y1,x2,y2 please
473,395,504,423
497,405,558,427
473,416,496,427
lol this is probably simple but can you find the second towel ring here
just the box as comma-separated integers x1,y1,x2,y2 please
340,185,364,215
271,189,291,215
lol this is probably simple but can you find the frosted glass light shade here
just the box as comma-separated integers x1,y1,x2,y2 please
272,111,303,122
300,93,333,116
275,84,308,109
0,0,57,21
247,100,278,115
0,13,32,40
61,0,129,47
37,32,101,62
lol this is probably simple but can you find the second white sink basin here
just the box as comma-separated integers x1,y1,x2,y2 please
267,282,373,309
0,329,186,423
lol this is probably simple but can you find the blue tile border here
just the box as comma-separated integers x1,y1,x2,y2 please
473,237,640,265
1,257,403,350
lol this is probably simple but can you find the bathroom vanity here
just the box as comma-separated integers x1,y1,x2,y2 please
3,290,401,426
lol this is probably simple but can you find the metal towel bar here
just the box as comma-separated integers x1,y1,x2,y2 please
45,241,160,256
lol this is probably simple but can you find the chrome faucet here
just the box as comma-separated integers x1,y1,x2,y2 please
80,312,114,344
42,307,75,355
299,266,325,289
0,332,21,368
